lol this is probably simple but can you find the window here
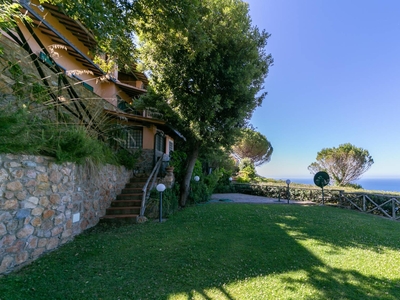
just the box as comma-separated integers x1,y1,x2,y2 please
117,96,126,110
169,140,174,153
155,133,165,152
121,127,143,149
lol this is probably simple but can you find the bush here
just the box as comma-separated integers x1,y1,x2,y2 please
188,180,210,204
115,148,140,170
0,108,143,169
147,184,180,218
343,183,363,189
210,168,235,193
168,150,186,182
53,128,98,164
0,108,43,154
237,157,256,182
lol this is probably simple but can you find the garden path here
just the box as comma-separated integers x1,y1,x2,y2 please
210,193,314,205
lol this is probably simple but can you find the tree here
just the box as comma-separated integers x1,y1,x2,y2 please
0,1,30,31
44,0,138,70
232,128,273,166
237,157,256,182
308,143,374,186
135,0,273,206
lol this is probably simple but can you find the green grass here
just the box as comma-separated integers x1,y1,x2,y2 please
1,204,400,299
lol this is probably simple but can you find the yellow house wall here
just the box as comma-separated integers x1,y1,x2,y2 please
142,126,175,154
166,136,174,155
143,126,156,149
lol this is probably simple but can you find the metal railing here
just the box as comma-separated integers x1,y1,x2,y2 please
139,154,165,216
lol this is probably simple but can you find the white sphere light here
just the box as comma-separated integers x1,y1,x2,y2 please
156,183,166,192
286,179,291,185
194,176,200,182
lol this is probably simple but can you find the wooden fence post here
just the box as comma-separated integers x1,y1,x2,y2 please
363,195,366,211
392,199,396,220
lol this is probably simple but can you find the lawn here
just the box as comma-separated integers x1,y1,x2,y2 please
1,203,400,299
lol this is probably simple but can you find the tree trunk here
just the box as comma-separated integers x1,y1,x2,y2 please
179,142,200,207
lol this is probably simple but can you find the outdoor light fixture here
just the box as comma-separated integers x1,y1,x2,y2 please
229,177,233,182
194,176,200,182
27,1,45,12
286,179,291,203
156,183,166,223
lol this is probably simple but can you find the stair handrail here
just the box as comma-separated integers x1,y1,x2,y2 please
140,154,165,216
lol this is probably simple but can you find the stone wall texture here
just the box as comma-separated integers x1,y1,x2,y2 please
0,154,132,275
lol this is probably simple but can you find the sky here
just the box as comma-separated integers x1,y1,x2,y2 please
245,0,400,180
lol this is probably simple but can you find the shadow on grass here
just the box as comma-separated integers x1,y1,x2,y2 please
1,204,399,299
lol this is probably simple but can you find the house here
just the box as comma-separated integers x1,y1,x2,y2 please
2,0,183,173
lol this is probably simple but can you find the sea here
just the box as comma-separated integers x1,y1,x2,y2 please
286,178,400,192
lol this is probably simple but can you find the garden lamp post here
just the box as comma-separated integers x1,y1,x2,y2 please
286,179,291,203
191,176,200,202
156,183,166,222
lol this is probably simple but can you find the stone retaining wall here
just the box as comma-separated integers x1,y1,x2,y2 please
0,154,132,275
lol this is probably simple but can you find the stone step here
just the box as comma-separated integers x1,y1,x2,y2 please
117,193,142,200
110,200,142,207
100,214,139,224
125,182,146,188
106,207,141,215
130,177,147,183
121,187,142,194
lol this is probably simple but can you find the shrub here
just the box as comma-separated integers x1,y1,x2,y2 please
115,148,140,170
343,182,363,189
237,157,256,182
210,168,235,193
169,150,186,182
147,184,180,218
188,180,209,204
0,108,43,154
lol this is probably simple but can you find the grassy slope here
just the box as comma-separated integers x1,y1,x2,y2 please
1,204,400,300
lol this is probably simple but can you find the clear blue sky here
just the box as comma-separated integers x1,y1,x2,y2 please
246,0,400,180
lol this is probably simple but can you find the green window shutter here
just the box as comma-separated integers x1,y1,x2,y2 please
82,82,93,92
39,52,54,67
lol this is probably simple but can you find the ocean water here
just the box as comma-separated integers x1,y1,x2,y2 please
288,178,400,192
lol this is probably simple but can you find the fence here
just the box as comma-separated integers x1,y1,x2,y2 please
233,183,400,221
339,193,400,221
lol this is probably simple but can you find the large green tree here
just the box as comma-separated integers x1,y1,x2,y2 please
232,128,273,166
0,1,31,32
135,0,273,206
44,0,137,70
308,143,374,186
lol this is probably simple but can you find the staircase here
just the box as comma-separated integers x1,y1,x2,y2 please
101,177,147,223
